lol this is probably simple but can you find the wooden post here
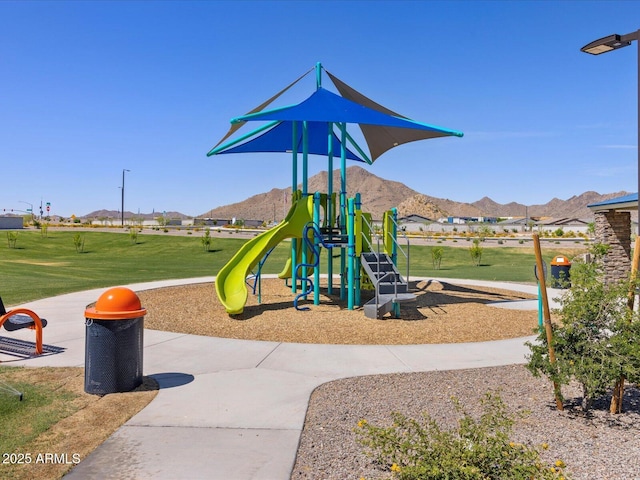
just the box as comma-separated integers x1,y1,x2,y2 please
610,236,640,413
533,234,564,411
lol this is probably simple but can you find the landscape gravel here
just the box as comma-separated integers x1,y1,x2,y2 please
137,280,639,480
292,364,640,480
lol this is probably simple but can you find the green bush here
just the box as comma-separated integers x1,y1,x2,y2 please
73,233,85,253
431,246,443,270
201,228,212,252
526,243,640,411
469,239,483,266
355,392,569,479
6,231,18,248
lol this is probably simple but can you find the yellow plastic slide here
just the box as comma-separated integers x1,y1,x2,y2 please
215,195,314,315
277,238,313,279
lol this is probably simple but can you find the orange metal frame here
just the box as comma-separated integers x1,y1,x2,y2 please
0,309,45,355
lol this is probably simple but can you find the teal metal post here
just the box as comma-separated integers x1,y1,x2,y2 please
302,121,308,196
315,62,322,89
391,207,400,317
340,123,347,220
340,123,348,300
391,207,398,265
538,283,543,332
354,193,362,307
314,192,321,305
291,121,298,294
327,123,334,295
300,121,309,293
347,197,355,310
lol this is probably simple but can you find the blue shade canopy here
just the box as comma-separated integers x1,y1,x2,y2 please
213,120,365,162
588,193,638,211
208,64,463,163
232,87,463,162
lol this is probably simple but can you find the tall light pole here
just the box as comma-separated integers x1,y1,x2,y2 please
581,29,640,234
121,169,130,227
582,29,640,415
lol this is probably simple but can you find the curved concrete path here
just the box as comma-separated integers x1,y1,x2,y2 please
1,277,561,480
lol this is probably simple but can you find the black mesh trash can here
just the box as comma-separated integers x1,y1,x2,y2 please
84,287,146,395
550,255,571,288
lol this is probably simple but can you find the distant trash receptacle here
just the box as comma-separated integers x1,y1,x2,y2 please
550,255,571,288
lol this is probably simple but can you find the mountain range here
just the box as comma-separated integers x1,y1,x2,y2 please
198,166,629,222
82,166,629,222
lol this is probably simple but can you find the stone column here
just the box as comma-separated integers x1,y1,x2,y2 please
594,211,631,284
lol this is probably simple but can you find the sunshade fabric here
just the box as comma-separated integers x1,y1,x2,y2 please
327,71,462,161
217,120,365,161
234,88,462,162
211,67,314,150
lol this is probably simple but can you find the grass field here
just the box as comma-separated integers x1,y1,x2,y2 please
0,228,587,479
0,229,587,306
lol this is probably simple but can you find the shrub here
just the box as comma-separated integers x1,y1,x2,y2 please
431,246,443,270
6,231,18,248
526,243,640,411
201,228,212,252
73,233,85,253
469,239,483,266
129,229,138,244
355,392,569,479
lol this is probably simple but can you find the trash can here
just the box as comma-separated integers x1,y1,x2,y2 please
84,287,146,395
550,255,571,288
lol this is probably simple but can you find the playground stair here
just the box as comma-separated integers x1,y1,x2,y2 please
360,252,415,319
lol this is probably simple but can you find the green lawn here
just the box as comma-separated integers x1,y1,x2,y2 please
0,229,586,306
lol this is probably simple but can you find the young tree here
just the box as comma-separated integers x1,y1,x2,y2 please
431,246,443,270
469,239,483,266
526,244,640,411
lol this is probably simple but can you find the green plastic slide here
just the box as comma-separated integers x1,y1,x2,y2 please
215,195,314,315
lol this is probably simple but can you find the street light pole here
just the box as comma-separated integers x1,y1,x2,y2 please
581,29,640,235
18,200,34,223
121,169,130,227
582,30,640,415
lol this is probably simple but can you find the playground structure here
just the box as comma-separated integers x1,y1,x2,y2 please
208,63,462,317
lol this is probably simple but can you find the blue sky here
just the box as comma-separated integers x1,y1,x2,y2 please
1,1,639,218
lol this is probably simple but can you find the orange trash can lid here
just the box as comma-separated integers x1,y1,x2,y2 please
550,255,571,266
85,287,147,320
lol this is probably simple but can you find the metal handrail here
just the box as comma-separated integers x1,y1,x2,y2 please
386,214,410,284
359,215,404,315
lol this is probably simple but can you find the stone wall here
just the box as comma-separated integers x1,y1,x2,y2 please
594,211,631,284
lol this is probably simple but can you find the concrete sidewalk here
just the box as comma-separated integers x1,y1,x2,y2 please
1,277,560,480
